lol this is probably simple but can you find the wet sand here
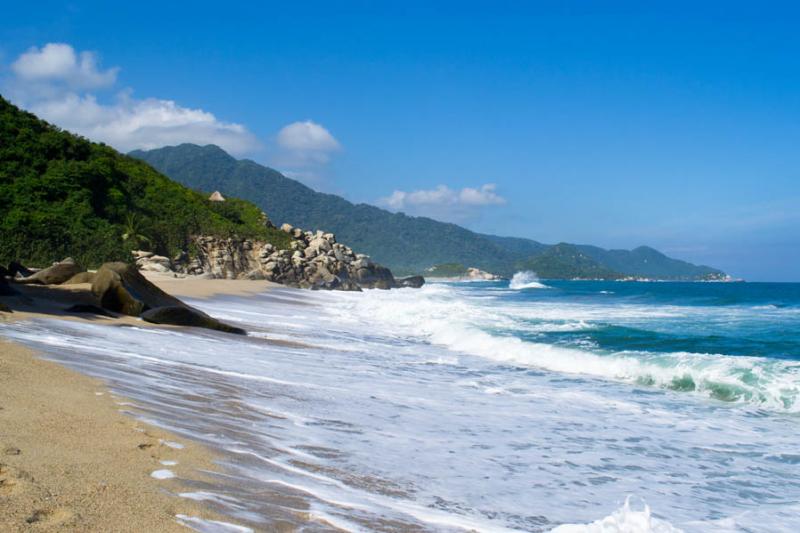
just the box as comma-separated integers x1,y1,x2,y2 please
0,274,278,532
0,339,231,532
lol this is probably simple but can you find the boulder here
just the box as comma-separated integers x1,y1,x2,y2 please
92,262,184,316
17,258,83,285
352,264,396,290
7,261,34,278
62,271,96,285
396,276,425,288
280,223,294,233
132,250,154,260
0,276,18,296
0,301,11,313
141,306,246,335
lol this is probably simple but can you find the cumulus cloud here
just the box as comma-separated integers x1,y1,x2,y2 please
4,43,259,155
377,184,506,222
12,43,118,89
271,120,341,186
275,120,340,165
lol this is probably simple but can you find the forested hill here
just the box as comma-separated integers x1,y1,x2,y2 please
132,143,726,280
0,96,289,268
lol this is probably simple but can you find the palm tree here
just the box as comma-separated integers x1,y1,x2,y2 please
121,213,151,250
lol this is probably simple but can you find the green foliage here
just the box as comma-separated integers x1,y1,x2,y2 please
133,144,727,281
514,244,621,280
0,96,288,268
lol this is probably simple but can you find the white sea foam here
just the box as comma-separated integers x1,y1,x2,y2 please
551,497,682,533
509,270,551,290
151,469,175,479
175,514,253,533
2,284,799,532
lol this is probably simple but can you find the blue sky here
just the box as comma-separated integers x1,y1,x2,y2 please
3,1,799,281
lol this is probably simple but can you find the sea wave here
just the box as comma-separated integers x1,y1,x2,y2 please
509,270,551,290
551,497,682,533
349,284,800,412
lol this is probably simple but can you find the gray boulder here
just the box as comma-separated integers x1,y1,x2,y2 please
396,276,425,288
141,306,246,335
17,258,84,285
92,262,184,316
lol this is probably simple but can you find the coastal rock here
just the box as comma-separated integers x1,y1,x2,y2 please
7,261,34,278
0,276,18,296
352,264,396,290
133,252,173,273
396,276,425,288
16,258,84,285
141,306,246,335
63,271,96,285
92,262,183,316
464,267,502,281
0,301,11,313
168,223,417,291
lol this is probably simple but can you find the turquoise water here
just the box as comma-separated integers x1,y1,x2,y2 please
2,278,799,531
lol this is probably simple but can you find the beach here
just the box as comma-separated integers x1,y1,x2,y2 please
0,274,280,532
2,276,800,532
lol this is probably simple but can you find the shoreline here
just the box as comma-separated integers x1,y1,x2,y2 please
0,339,237,532
0,274,280,532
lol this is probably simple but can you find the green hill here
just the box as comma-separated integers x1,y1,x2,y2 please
0,96,289,268
132,144,725,280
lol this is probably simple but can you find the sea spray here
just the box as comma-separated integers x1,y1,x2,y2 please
551,496,682,533
509,270,550,290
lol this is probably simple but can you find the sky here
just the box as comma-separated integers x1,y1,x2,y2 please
2,1,799,281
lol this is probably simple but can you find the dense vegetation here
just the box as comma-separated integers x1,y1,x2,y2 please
134,144,726,280
0,96,289,268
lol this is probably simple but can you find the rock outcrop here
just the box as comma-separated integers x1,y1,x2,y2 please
16,258,84,285
396,275,426,288
141,306,246,335
92,262,184,316
90,262,245,334
464,267,502,281
177,224,417,291
132,251,173,273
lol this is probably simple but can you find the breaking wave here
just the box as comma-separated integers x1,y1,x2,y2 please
509,270,551,290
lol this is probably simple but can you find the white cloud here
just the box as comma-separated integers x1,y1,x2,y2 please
380,184,506,209
276,120,340,164
12,43,118,89
5,43,259,155
271,120,341,186
377,184,506,222
278,120,339,152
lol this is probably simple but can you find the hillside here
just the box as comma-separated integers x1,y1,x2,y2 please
131,144,726,280
0,96,290,268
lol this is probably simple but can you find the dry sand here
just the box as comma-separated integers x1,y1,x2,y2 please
142,271,279,299
0,274,278,532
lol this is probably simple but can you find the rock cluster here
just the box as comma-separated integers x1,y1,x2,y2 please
132,251,174,273
174,224,424,291
464,267,503,281
0,258,245,334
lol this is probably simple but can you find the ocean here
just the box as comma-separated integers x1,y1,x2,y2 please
2,275,799,532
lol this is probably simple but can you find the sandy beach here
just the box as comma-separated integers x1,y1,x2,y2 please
0,274,277,532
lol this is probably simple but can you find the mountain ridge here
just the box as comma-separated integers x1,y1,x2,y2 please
130,143,726,280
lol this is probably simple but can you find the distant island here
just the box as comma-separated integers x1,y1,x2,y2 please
131,144,727,281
